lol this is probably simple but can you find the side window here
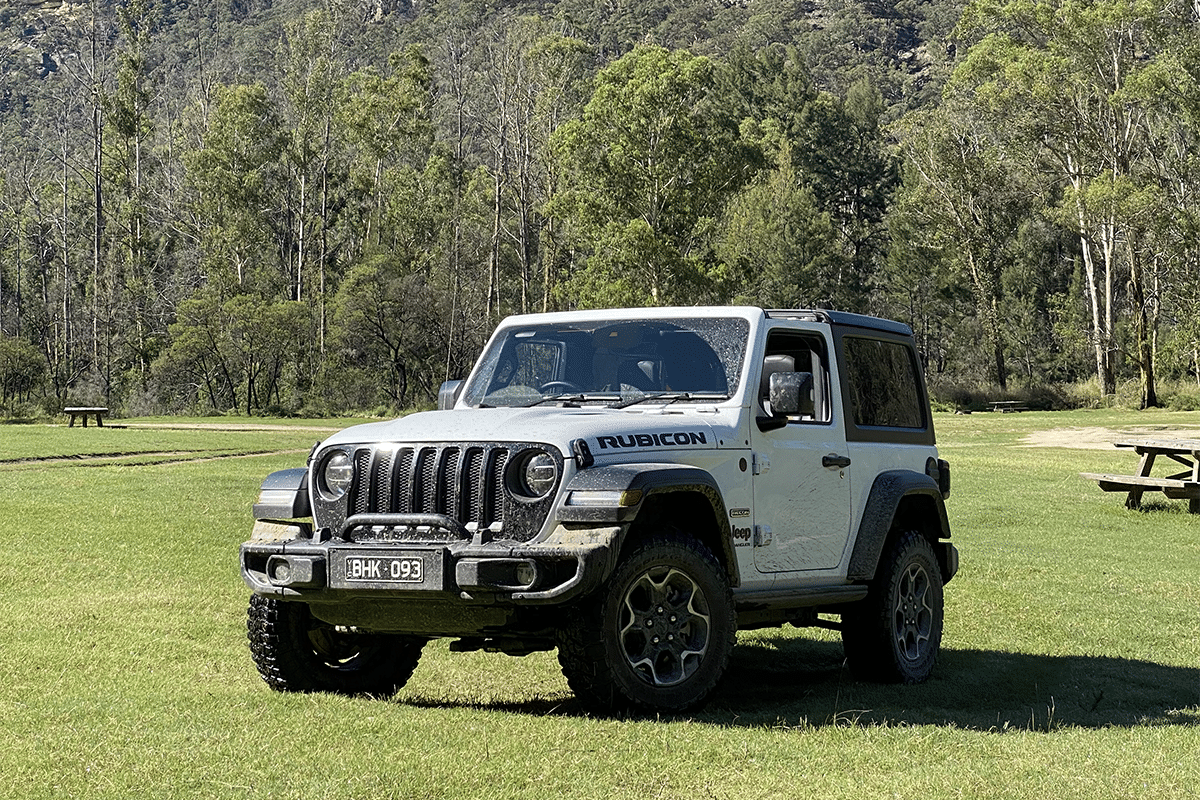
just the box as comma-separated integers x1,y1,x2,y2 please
843,337,924,429
762,331,831,423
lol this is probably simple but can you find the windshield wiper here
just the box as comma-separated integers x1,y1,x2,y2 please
521,393,586,408
609,392,728,409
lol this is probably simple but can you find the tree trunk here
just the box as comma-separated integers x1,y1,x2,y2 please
1073,193,1115,396
966,253,1007,389
1128,242,1157,408
296,172,306,302
488,168,502,319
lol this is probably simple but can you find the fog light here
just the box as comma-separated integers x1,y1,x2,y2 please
456,558,540,591
265,555,325,588
515,561,537,587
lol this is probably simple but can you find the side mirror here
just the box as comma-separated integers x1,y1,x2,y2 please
438,380,464,410
768,371,814,418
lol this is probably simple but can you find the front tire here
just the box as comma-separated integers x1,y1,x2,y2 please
557,533,736,714
247,595,424,696
841,529,944,683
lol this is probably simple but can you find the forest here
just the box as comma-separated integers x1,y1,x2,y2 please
1,0,1198,417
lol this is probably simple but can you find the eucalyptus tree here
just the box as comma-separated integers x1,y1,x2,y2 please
339,47,437,254
279,9,349,308
471,14,592,317
549,45,749,308
889,102,1036,389
152,287,307,413
792,78,896,311
709,44,843,308
0,334,45,412
329,253,453,409
0,177,19,339
952,0,1198,405
525,31,593,312
712,139,841,309
183,82,287,296
1127,12,1200,388
715,45,894,312
100,0,167,400
24,46,99,402
335,44,469,386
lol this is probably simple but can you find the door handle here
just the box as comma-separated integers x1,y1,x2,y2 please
822,454,851,469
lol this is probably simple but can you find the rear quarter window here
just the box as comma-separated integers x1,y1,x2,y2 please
838,333,932,444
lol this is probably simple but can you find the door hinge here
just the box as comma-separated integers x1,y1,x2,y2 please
754,524,773,547
752,452,771,475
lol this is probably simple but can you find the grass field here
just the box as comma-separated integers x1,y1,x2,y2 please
1,410,1198,799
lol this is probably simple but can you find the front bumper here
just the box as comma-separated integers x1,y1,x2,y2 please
241,517,621,607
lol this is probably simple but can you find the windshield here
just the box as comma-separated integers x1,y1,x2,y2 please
462,317,750,408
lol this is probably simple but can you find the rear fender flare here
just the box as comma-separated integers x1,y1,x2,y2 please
847,470,951,582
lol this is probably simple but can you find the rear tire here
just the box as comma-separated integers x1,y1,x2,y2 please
841,529,944,683
247,595,424,696
557,533,736,714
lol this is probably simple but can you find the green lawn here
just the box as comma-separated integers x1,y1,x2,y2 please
1,411,1197,799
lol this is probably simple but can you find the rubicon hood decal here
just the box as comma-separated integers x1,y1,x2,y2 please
595,431,709,450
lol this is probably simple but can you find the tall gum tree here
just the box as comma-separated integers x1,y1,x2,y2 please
890,96,1049,389
549,45,748,308
183,83,287,295
952,0,1194,405
471,15,591,317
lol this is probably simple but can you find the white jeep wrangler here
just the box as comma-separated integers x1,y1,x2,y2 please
242,306,956,713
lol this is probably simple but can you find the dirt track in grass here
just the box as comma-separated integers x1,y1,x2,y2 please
1021,425,1200,449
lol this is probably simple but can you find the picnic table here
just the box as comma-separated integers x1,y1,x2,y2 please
1080,438,1200,513
64,406,108,428
988,400,1028,413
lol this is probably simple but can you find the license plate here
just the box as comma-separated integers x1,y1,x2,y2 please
345,555,424,583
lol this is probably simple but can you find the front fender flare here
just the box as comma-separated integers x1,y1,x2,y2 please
847,470,952,583
252,467,311,520
556,463,737,585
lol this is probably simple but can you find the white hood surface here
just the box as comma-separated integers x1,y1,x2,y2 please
320,405,744,457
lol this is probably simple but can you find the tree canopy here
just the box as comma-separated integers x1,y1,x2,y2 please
2,0,1199,416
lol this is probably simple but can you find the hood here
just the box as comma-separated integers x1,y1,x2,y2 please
319,405,742,457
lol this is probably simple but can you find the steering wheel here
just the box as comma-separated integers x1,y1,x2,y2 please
539,380,583,394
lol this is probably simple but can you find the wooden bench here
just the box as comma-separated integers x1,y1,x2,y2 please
1081,438,1200,513
1079,473,1200,506
988,400,1028,413
64,407,108,428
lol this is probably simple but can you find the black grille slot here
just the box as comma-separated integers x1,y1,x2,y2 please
439,448,461,517
352,449,373,515
465,448,486,526
486,449,509,529
417,448,438,514
393,448,414,513
371,448,394,511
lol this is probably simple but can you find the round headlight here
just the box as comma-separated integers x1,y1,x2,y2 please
322,451,354,499
518,451,558,498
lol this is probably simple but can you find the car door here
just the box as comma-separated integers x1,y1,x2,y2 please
750,326,853,573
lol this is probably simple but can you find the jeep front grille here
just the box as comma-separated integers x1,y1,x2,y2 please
348,444,514,536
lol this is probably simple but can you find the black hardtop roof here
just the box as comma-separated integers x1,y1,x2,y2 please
764,309,913,337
